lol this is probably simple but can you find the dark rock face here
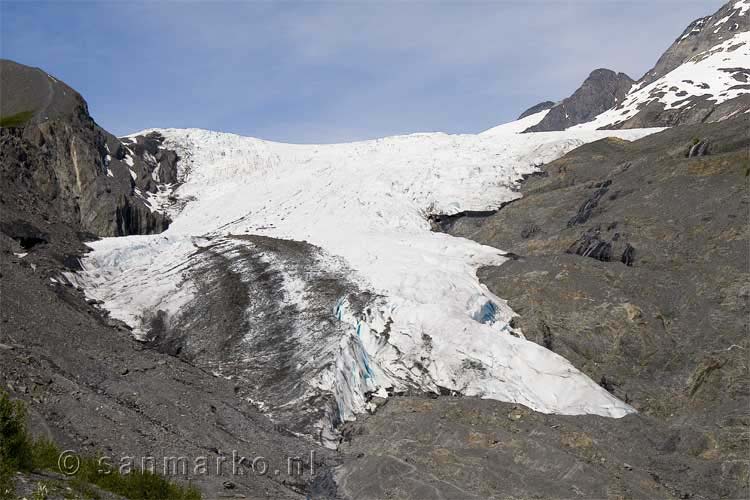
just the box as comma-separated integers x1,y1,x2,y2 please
113,193,167,236
122,132,180,186
687,138,711,157
518,100,555,119
0,59,172,238
438,117,749,499
523,69,634,132
566,179,612,227
566,227,612,262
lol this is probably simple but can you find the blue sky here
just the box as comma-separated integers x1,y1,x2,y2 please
2,0,721,143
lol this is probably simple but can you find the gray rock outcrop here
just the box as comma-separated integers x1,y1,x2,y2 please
0,59,173,238
518,100,556,119
523,69,634,132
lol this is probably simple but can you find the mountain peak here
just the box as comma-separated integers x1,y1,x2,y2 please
588,68,629,79
523,69,633,132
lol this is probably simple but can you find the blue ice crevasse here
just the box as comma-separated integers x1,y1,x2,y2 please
476,300,498,325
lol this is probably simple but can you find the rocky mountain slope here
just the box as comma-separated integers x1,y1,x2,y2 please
440,114,749,500
0,60,178,240
522,0,750,131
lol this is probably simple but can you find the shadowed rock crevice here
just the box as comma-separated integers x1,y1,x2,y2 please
0,220,49,249
567,179,612,227
566,225,637,266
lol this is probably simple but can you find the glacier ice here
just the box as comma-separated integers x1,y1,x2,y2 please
67,112,661,445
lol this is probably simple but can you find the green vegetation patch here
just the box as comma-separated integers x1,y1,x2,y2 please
0,391,201,500
0,110,35,128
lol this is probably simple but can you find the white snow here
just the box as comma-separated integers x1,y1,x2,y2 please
679,18,706,42
735,0,749,17
70,235,197,341
70,116,661,436
104,145,112,170
573,31,750,130
714,14,734,33
480,108,550,135
142,185,175,214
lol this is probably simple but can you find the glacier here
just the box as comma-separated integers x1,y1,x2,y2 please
66,110,662,446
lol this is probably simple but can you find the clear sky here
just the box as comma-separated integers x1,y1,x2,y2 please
1,0,722,143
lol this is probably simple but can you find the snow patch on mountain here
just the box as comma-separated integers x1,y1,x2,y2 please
574,30,750,130
680,17,708,42
480,109,550,135
735,0,749,17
